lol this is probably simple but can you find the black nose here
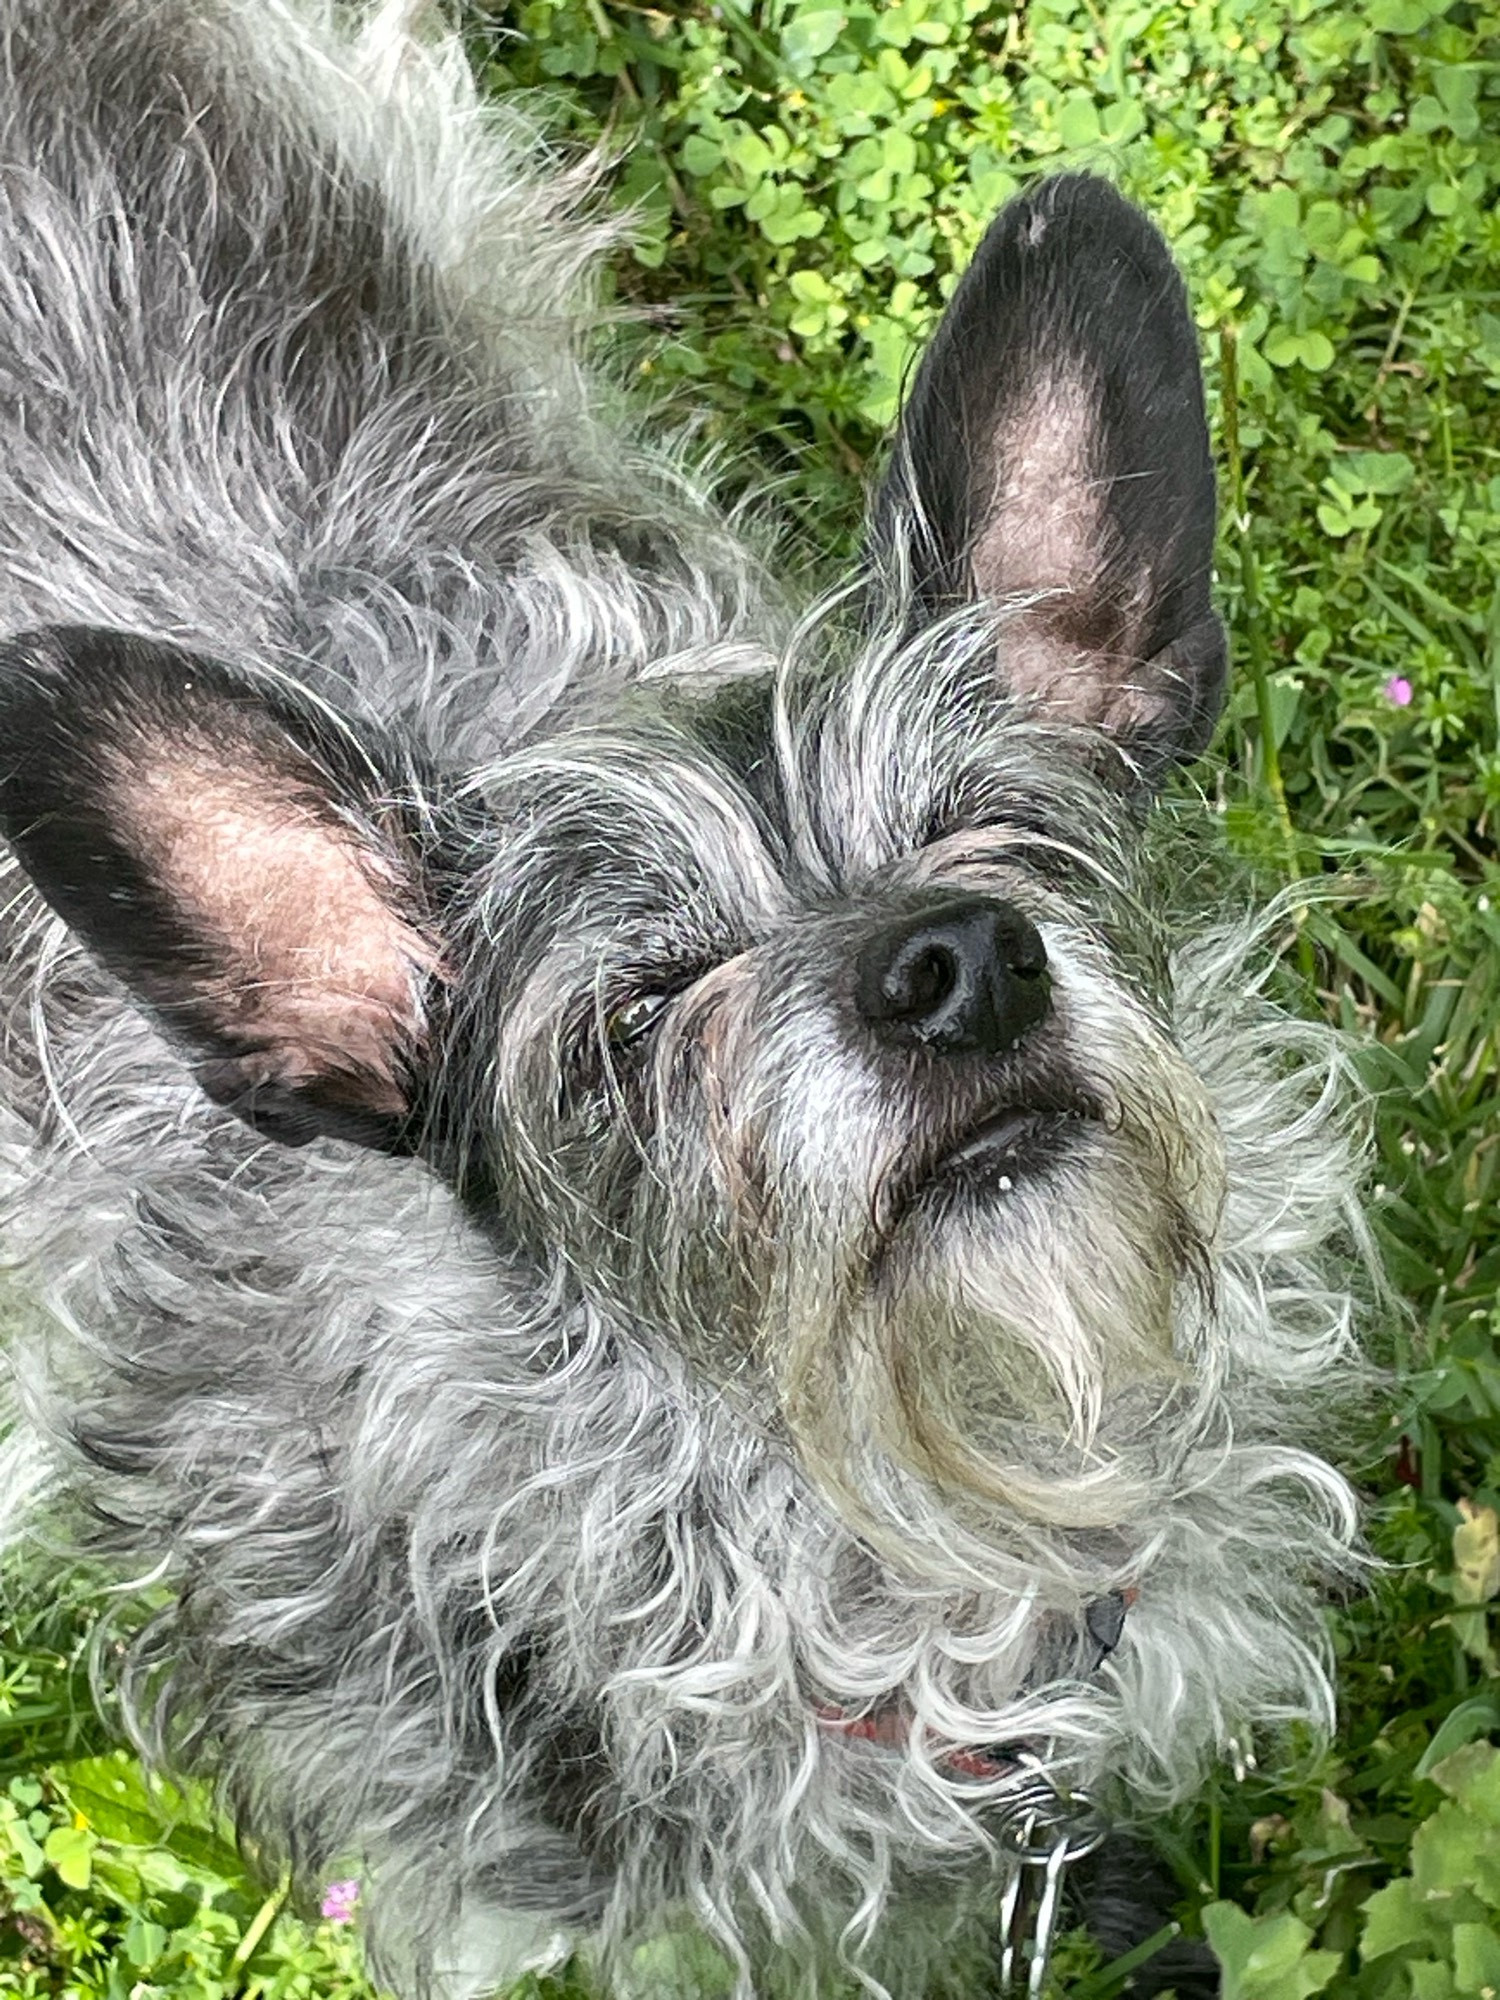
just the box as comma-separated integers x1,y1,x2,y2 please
854,897,1050,1056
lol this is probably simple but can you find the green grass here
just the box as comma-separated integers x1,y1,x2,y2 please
4,0,1500,1993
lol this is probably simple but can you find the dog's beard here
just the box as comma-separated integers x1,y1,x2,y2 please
756,987,1228,1569
525,918,1229,1570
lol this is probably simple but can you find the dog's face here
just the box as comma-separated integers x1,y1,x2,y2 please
460,644,1229,1567
0,178,1229,1574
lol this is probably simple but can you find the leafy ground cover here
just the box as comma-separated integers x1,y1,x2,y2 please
3,0,1499,1993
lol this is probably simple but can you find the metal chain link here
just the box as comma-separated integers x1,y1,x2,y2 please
996,1754,1109,2000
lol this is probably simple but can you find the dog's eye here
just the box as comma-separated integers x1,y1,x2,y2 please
606,992,672,1048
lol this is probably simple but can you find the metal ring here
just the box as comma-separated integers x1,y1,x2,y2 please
995,1754,1113,1997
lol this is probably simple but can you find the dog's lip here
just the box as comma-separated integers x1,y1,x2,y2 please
876,1095,1095,1251
941,1108,1052,1176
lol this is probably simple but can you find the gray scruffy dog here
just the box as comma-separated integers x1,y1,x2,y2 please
0,2,1370,1995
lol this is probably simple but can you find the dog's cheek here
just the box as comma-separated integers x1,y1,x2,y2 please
585,961,784,1352
1041,929,1229,1244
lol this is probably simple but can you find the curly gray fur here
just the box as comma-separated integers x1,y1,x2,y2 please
0,5,1370,1996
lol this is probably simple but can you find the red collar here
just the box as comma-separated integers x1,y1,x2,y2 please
814,1587,1134,1782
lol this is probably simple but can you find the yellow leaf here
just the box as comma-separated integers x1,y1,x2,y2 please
1454,1500,1500,1606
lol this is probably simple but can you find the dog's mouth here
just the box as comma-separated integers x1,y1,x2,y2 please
934,1107,1071,1187
877,1096,1096,1250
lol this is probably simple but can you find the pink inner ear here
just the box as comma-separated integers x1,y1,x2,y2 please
970,370,1161,738
972,371,1104,607
109,735,443,1117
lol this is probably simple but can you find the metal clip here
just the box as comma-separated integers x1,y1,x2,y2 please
997,1760,1107,1999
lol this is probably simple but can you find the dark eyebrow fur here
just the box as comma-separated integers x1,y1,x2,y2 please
671,673,784,820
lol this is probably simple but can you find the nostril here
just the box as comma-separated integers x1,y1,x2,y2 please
888,943,956,1018
1002,921,1048,980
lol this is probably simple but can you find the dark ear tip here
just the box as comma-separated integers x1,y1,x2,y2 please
0,625,73,696
995,172,1186,283
1014,171,1130,217
1016,171,1142,217
0,625,181,726
0,630,95,822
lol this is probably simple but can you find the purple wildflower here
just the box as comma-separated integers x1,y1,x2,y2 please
1384,675,1413,707
320,1879,360,1924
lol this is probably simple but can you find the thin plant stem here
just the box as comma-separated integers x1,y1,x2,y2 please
1218,324,1315,981
1209,1795,1223,1899
225,1878,289,1998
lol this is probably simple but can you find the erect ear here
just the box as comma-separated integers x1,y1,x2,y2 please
0,625,452,1149
869,173,1227,778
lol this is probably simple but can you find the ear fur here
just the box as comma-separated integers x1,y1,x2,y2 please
0,625,450,1148
871,173,1227,777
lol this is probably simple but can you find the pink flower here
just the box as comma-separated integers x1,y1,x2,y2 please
320,1879,360,1924
1384,675,1413,707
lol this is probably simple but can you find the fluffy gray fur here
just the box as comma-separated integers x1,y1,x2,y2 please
0,4,1370,1996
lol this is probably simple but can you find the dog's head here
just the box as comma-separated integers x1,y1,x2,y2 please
0,177,1233,1573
